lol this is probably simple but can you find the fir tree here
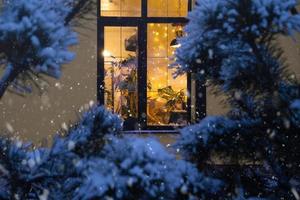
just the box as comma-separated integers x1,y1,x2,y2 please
0,106,221,199
71,136,222,200
175,0,300,199
0,106,121,199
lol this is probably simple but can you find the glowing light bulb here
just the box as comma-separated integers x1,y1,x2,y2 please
102,50,111,57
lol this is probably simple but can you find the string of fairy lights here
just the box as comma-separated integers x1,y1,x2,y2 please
148,23,186,93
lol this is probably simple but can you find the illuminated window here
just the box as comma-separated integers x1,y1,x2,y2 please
100,0,141,16
103,27,138,121
148,0,188,17
98,0,205,130
147,24,187,126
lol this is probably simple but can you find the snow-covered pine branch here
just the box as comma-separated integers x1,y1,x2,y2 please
175,0,300,198
0,0,96,99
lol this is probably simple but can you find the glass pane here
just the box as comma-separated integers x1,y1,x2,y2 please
147,23,187,126
101,0,141,17
103,27,138,127
148,0,188,17
148,23,168,58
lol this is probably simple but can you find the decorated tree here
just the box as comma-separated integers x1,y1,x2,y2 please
174,0,300,199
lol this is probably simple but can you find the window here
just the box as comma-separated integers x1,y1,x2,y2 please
103,27,138,120
98,0,205,130
148,0,188,17
147,24,187,126
100,0,141,16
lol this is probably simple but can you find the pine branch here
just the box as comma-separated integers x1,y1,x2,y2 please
0,64,21,99
64,0,94,26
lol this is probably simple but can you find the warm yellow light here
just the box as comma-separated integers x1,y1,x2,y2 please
171,43,181,48
102,50,111,57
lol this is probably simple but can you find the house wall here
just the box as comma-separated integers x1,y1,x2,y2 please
0,14,97,144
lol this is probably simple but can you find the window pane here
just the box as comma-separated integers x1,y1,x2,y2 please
148,23,168,58
103,27,139,128
148,0,188,17
101,0,141,17
147,24,187,126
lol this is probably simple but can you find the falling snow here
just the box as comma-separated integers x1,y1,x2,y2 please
0,0,300,199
